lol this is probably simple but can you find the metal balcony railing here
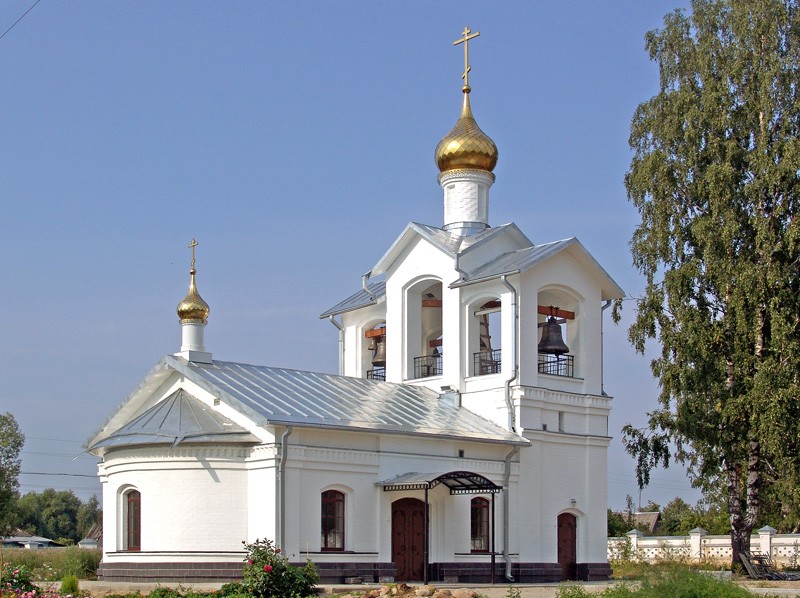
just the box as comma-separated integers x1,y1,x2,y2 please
413,354,442,379
473,349,501,376
538,353,574,377
366,368,385,381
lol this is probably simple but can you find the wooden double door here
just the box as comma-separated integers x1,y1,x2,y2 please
391,498,426,581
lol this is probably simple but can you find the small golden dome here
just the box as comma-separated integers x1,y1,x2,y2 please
177,268,210,324
435,91,498,173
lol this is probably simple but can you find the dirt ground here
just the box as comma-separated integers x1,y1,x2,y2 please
76,579,800,597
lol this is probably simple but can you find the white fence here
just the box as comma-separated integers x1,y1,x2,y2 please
608,526,800,567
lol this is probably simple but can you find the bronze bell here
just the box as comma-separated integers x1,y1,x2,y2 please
538,316,569,356
371,336,387,367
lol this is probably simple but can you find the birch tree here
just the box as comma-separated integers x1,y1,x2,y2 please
623,0,800,566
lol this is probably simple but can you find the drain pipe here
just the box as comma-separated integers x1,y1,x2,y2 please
276,425,293,550
600,300,612,395
327,316,344,375
500,275,518,433
362,271,375,301
503,446,520,581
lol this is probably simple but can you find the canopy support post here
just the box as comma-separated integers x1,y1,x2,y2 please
424,486,430,585
491,491,496,584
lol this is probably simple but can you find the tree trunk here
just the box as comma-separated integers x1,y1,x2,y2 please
726,440,762,568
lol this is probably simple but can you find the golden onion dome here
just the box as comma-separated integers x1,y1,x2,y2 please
177,268,210,324
435,91,498,173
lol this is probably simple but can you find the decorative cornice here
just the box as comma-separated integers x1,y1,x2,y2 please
438,168,495,185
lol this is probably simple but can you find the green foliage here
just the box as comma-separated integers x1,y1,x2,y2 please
240,538,318,598
0,547,101,580
0,562,38,594
105,591,220,598
559,567,755,597
608,509,632,537
76,495,101,540
0,413,24,534
623,0,800,563
505,587,521,598
16,489,84,544
60,574,79,595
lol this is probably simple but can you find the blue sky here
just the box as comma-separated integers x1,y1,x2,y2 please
1,1,697,511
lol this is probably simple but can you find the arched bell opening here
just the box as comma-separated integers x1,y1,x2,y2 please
467,296,502,376
406,279,443,379
537,288,580,378
361,320,387,381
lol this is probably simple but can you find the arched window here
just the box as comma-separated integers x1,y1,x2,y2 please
321,490,345,551
124,489,141,551
470,497,490,553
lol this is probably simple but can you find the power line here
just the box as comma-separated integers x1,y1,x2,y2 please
20,471,96,478
0,0,42,41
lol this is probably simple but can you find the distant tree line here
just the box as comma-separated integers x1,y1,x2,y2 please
608,491,800,538
14,489,102,544
0,412,101,544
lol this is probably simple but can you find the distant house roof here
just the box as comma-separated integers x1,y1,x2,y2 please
1,536,64,548
633,511,662,533
86,355,528,453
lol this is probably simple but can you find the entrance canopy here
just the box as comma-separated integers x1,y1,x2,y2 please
378,470,502,495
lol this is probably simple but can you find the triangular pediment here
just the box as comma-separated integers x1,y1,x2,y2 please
87,388,259,452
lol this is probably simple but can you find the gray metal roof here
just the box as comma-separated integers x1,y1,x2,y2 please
322,223,527,317
319,280,386,319
88,388,259,450
456,239,571,285
169,356,526,445
453,237,626,299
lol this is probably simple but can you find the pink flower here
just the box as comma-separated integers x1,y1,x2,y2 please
247,559,253,565
263,565,273,573
275,548,281,554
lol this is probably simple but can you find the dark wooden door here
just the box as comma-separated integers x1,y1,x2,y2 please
557,513,577,581
392,498,426,581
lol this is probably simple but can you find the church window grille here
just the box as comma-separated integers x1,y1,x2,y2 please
125,490,141,551
321,490,345,551
470,497,490,553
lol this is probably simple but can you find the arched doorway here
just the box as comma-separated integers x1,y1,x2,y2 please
392,498,426,581
557,513,577,580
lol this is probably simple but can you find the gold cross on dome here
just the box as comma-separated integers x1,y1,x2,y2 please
188,238,198,270
453,26,480,90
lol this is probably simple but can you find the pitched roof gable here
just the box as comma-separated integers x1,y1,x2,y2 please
87,388,259,451
453,237,625,300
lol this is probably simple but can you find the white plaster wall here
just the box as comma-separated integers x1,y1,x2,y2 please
246,444,277,542
101,446,249,555
276,428,516,565
517,431,610,564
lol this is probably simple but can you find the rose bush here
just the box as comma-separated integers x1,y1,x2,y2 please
1,563,38,594
238,538,317,598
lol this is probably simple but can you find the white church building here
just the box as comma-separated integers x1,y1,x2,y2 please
86,29,623,584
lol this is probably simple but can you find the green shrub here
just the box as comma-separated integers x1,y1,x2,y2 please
0,562,38,593
61,574,80,594
240,538,318,598
0,547,101,580
557,567,756,597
